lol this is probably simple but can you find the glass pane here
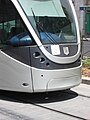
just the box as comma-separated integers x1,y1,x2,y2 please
0,0,35,48
19,0,66,17
18,0,77,45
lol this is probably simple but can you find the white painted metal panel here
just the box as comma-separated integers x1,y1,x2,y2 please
0,51,33,92
32,65,82,92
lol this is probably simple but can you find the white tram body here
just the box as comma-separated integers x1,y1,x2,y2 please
0,0,81,92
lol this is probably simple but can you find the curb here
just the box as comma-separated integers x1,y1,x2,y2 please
82,76,90,85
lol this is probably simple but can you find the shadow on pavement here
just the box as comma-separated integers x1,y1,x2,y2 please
0,89,78,104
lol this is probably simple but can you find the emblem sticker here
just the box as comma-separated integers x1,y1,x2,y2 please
51,45,60,55
63,47,69,55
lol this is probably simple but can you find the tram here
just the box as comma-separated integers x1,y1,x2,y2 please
0,0,81,92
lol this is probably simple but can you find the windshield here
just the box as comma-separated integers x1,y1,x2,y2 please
18,0,77,44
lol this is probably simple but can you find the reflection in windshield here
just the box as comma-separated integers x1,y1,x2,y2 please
18,0,77,44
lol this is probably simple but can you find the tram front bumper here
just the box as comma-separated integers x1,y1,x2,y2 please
32,65,82,92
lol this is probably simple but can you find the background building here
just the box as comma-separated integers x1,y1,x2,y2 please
72,0,90,37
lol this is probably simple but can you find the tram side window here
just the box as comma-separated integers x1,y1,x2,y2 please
0,0,35,48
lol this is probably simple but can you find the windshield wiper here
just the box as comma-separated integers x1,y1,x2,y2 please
31,8,59,44
31,8,41,36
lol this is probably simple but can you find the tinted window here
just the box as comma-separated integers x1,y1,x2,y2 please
0,0,35,48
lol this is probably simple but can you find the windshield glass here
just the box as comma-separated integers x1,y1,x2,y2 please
18,0,77,44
